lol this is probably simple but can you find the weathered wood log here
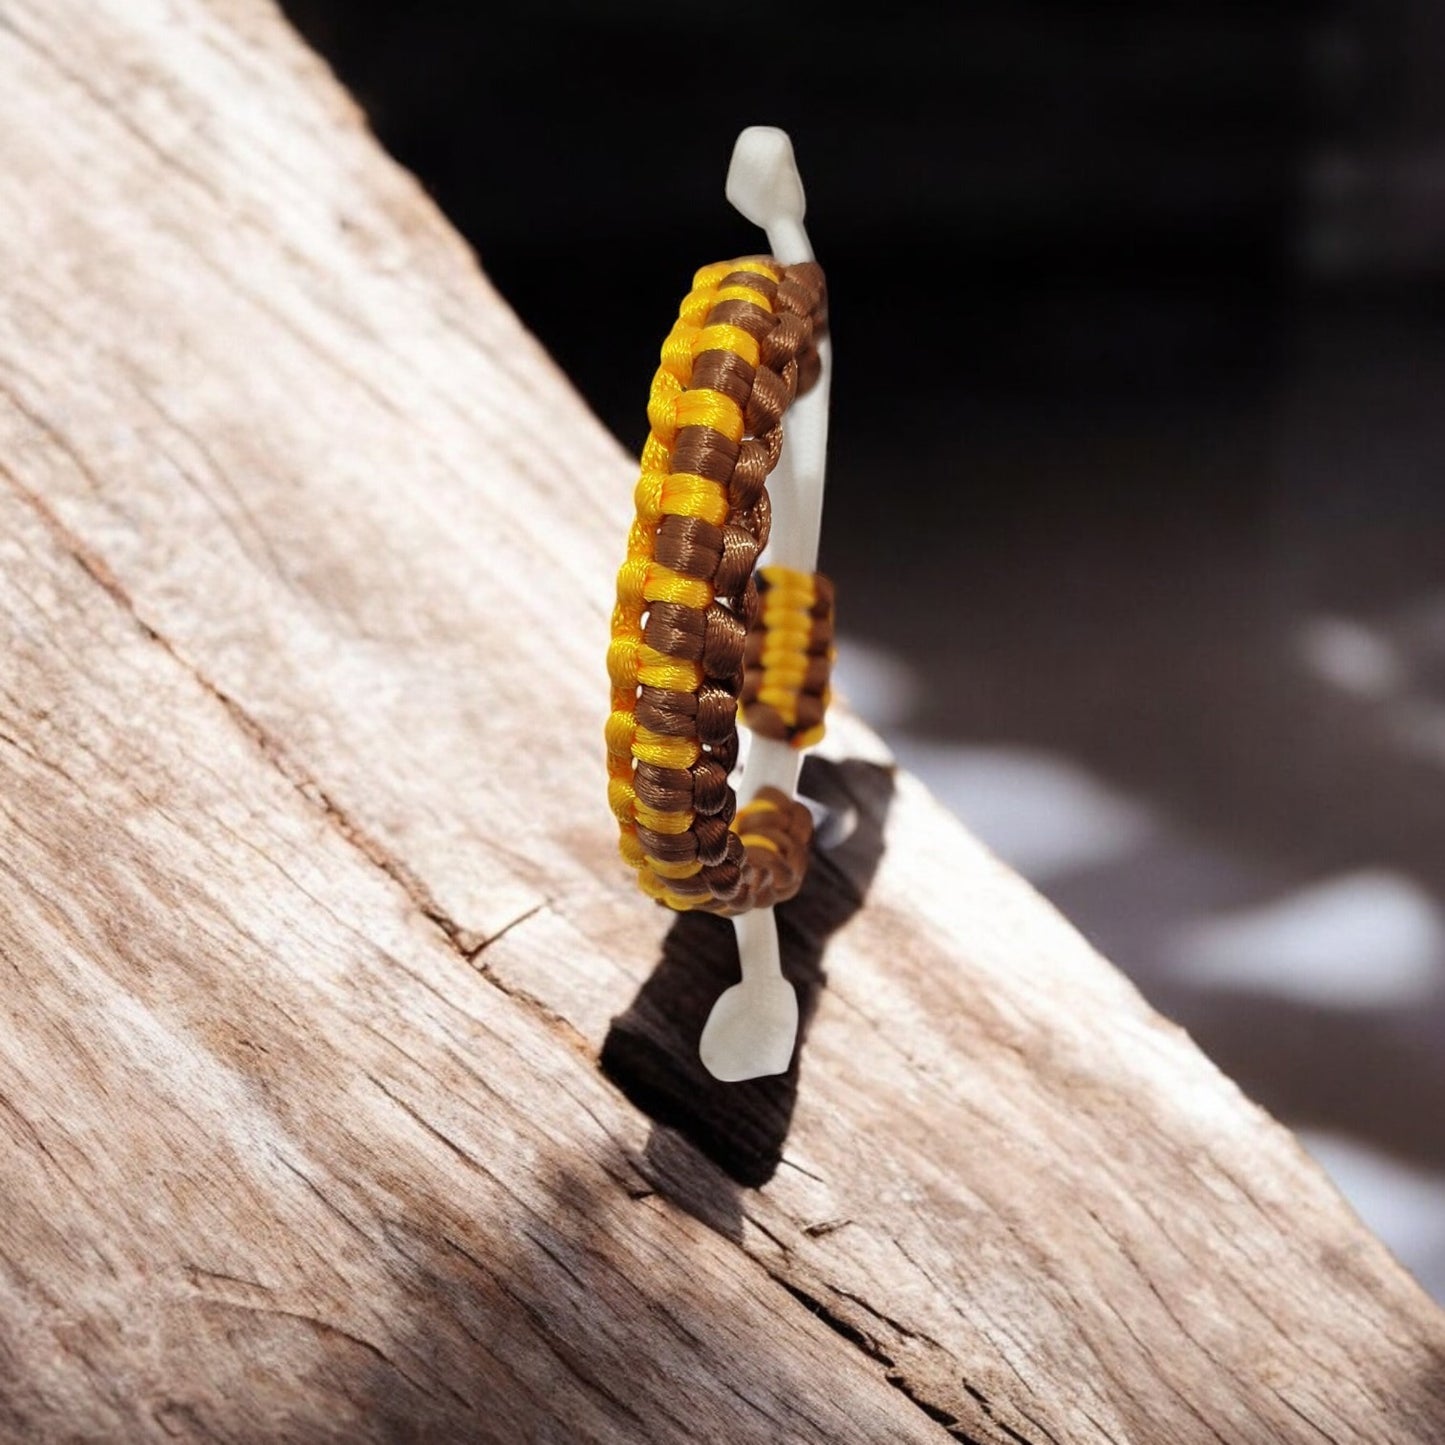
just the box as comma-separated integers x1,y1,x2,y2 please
1,2,1442,1441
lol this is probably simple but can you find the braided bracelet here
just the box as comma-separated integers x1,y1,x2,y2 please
606,128,834,1081
606,257,830,913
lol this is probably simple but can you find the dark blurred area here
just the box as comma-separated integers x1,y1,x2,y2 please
283,1,1445,1294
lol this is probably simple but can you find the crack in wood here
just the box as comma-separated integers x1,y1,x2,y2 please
962,1383,1052,1445
774,1278,896,1369
364,1070,490,1178
1271,1387,1344,1445
802,1216,853,1238
772,1275,1008,1444
466,900,548,961
832,1285,944,1351
202,1295,465,1408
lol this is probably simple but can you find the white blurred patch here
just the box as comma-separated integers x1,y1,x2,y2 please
1169,871,1445,1008
1299,616,1403,698
1301,1130,1445,1303
886,740,1155,882
831,635,920,730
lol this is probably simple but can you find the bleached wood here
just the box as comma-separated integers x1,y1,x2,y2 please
0,2,1441,1441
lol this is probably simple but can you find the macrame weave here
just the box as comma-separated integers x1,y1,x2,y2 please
606,258,834,914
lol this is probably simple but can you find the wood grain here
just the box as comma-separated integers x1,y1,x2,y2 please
1,2,1442,1441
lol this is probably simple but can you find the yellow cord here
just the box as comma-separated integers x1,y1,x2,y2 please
742,565,831,748
607,260,783,905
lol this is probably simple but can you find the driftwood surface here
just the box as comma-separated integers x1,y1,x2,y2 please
1,2,1443,1441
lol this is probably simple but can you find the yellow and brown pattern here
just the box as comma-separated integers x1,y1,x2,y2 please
605,257,832,914
741,566,834,751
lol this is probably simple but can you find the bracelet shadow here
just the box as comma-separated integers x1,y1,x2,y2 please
600,755,895,1224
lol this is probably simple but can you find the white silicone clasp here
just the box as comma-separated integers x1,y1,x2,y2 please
699,127,833,1083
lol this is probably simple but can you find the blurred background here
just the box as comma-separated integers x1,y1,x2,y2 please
283,0,1445,1298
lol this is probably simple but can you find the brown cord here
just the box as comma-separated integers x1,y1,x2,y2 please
622,259,831,914
740,572,835,746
